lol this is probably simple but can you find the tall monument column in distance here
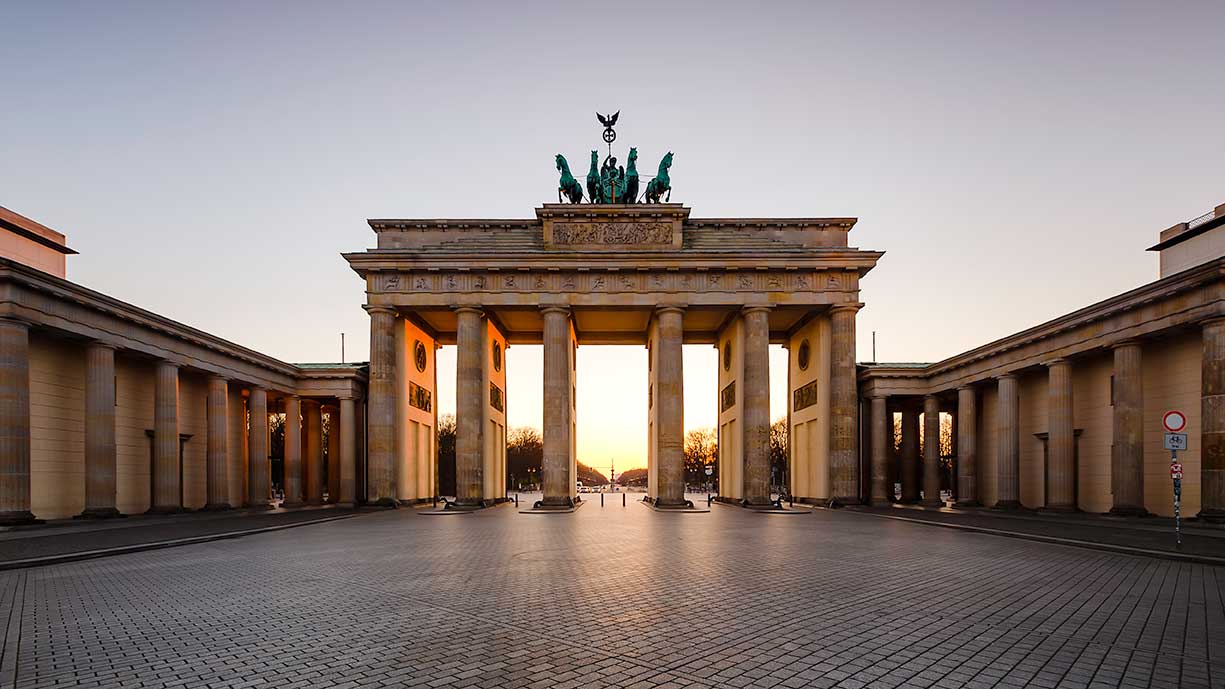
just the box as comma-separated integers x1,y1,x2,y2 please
454,306,487,508
921,395,943,506
281,395,303,507
81,342,120,518
150,360,181,513
1046,359,1076,510
995,374,1021,509
741,306,772,506
829,304,860,503
540,306,575,508
1109,341,1145,515
1201,320,1225,521
0,320,36,524
204,375,231,510
247,386,270,508
954,386,978,507
654,306,687,507
365,305,398,506
869,395,890,505
900,405,919,502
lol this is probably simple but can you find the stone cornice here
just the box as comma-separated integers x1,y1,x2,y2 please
859,258,1225,393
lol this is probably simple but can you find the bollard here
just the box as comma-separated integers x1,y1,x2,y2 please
601,493,604,507
622,493,626,507
514,493,518,507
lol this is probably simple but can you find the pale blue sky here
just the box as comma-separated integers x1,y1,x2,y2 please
3,1,1223,468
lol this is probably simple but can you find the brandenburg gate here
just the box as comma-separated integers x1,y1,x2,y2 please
344,202,883,509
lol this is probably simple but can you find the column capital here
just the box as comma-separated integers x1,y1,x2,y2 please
957,384,975,392
453,304,484,317
996,372,1018,382
1204,316,1225,328
1045,357,1071,368
87,340,118,352
301,398,321,409
829,302,864,315
1112,339,1142,350
156,359,179,371
208,373,229,384
741,304,772,316
363,305,398,317
0,317,29,330
539,305,571,317
656,304,686,316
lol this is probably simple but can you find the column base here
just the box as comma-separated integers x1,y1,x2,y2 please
75,507,124,519
145,506,187,515
280,500,306,509
1038,505,1078,514
869,499,894,507
445,498,491,511
332,501,356,509
1197,508,1225,524
305,499,325,506
0,510,42,526
366,497,400,509
1109,505,1149,517
991,500,1022,510
645,496,696,509
952,500,981,509
533,496,575,510
200,503,233,512
244,502,275,511
832,496,862,506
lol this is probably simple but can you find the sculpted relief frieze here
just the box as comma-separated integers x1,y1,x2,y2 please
550,221,673,246
376,269,857,296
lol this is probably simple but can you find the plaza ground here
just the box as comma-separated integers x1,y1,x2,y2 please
5,497,1224,689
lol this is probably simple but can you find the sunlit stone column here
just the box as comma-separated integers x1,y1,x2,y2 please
454,305,486,507
995,374,1021,509
150,360,181,513
870,395,890,505
1201,320,1225,522
247,386,271,508
1046,359,1076,510
954,386,979,507
921,395,943,506
655,306,687,506
0,320,35,524
303,400,323,504
900,405,919,502
204,375,231,510
338,396,357,506
1110,342,1145,515
742,305,772,506
540,306,575,508
366,305,397,506
326,405,340,502
829,304,860,503
80,342,120,518
282,395,303,507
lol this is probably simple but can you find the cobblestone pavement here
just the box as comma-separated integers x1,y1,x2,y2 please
4,494,1224,689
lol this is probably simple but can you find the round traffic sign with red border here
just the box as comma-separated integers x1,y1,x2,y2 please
1163,410,1187,433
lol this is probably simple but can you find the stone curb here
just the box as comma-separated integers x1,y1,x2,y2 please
840,508,1225,566
0,513,359,571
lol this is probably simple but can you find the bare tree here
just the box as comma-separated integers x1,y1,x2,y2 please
684,427,718,487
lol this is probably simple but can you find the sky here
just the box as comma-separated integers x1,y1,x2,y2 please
2,1,1223,471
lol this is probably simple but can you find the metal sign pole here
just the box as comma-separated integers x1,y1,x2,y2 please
1172,448,1182,546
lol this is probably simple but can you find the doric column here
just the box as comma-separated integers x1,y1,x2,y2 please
338,396,357,506
1201,321,1225,521
900,405,919,502
0,320,35,524
326,406,340,502
921,395,943,506
869,395,890,505
1046,359,1076,510
829,304,860,503
303,400,323,504
954,386,979,507
365,305,398,506
204,375,231,510
282,395,303,507
540,306,575,507
654,306,687,506
995,374,1021,509
150,360,181,513
454,305,486,507
247,386,271,508
742,305,772,506
80,342,120,518
1110,342,1145,515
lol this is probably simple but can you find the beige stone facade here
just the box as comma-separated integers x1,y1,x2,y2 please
345,203,881,508
860,202,1225,520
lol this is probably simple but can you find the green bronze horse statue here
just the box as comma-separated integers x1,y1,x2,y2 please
621,147,639,203
555,154,583,204
644,151,673,203
586,150,602,203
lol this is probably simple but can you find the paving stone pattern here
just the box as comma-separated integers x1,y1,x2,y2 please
2,496,1223,688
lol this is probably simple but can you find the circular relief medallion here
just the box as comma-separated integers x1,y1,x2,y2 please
413,340,427,373
492,341,503,372
798,339,811,371
722,341,732,371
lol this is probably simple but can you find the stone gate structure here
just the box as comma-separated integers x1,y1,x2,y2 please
345,204,883,508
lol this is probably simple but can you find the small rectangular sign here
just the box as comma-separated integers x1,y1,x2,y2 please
1164,433,1188,451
